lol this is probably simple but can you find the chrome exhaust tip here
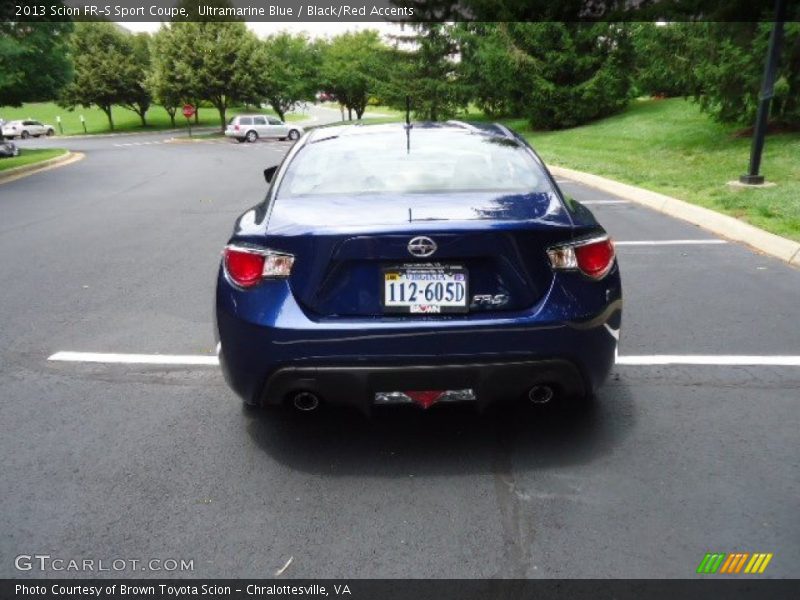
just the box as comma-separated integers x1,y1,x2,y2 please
528,385,554,404
292,391,321,412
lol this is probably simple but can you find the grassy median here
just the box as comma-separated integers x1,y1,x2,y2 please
0,102,305,136
0,148,68,172
520,98,800,242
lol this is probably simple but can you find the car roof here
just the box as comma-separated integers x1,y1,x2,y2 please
306,121,520,145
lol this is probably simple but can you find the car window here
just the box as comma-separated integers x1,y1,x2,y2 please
268,117,282,125
278,130,551,198
32,121,42,126
253,116,267,125
239,117,253,126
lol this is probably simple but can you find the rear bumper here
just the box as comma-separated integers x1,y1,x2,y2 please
258,359,586,411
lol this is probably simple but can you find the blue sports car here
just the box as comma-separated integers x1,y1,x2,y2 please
215,122,621,413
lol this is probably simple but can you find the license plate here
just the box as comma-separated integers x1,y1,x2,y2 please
382,265,468,314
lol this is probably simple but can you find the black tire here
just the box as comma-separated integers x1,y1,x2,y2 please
20,131,30,139
287,129,300,141
46,129,54,137
245,130,258,143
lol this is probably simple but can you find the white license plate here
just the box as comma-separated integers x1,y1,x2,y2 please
382,266,468,314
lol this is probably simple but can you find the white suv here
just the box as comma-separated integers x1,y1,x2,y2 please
1,120,55,139
224,114,303,143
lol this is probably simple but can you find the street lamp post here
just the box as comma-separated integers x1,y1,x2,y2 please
739,0,788,185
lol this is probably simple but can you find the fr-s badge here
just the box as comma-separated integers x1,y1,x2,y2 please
472,294,509,306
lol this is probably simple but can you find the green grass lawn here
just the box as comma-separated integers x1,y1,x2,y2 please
0,148,68,172
0,102,301,136
518,98,800,241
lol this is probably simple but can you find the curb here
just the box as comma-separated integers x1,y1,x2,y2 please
0,151,84,184
548,165,800,267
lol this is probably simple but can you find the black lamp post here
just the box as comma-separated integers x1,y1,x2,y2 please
739,0,788,185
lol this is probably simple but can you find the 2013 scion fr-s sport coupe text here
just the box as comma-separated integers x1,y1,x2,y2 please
215,122,621,414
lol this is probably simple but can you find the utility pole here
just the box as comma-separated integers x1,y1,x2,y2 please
739,0,787,185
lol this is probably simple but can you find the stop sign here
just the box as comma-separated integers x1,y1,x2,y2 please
182,104,196,118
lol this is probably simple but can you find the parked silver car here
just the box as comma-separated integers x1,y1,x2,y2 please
1,119,55,139
224,114,303,143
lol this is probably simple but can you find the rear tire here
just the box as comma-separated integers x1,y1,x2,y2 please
287,129,300,141
245,130,258,143
20,131,30,139
46,129,54,137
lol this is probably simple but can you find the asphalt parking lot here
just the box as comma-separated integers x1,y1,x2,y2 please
1,128,798,579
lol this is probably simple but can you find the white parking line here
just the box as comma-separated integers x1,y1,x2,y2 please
615,240,727,246
580,200,629,205
48,351,800,367
48,351,218,365
616,355,800,366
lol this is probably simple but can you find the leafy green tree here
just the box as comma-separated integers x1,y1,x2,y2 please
119,33,152,126
320,31,390,120
458,23,635,129
381,24,468,121
161,20,265,131
0,9,73,109
630,23,697,98
147,27,185,128
260,32,320,121
59,22,144,131
685,22,800,127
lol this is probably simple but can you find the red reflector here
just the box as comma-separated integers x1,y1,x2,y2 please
574,239,615,279
224,248,265,288
405,391,445,409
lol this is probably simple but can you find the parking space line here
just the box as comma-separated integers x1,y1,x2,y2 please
48,351,800,367
616,355,800,366
48,351,218,365
580,200,630,205
615,240,727,246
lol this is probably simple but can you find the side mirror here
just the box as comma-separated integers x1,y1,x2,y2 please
263,165,278,184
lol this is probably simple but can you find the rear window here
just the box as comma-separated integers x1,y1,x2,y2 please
277,129,551,198
238,117,253,125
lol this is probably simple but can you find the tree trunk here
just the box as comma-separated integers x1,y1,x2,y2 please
102,105,114,131
168,110,176,128
355,106,365,120
139,110,147,127
216,102,227,132
348,106,353,120
194,102,200,125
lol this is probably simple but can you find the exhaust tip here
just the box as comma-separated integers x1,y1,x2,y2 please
528,385,554,404
291,391,321,412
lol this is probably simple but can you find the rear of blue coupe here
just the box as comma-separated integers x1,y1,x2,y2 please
215,123,621,413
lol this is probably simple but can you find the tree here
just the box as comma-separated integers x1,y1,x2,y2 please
383,24,467,121
260,32,319,121
320,30,389,121
59,22,144,131
119,33,152,127
0,9,72,109
631,23,697,98
162,20,265,131
148,27,185,128
684,22,800,127
458,23,635,129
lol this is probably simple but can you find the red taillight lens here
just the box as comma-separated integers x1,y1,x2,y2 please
547,236,615,280
223,245,295,288
574,239,615,279
234,124,240,131
224,247,266,288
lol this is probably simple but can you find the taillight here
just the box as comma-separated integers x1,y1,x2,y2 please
234,124,240,131
547,236,615,280
223,245,294,288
